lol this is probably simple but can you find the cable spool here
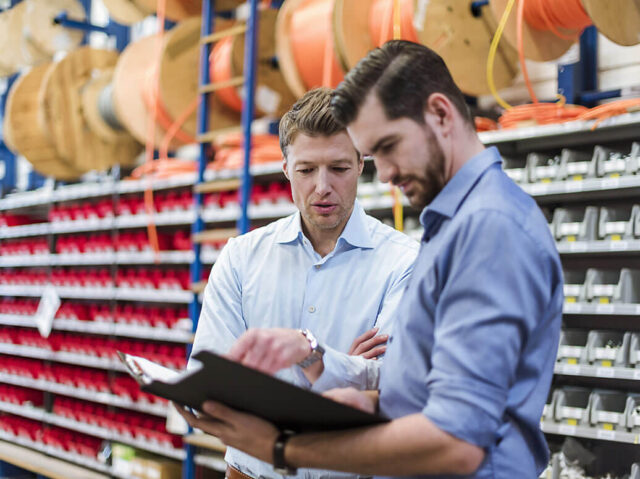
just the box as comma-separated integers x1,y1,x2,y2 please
582,0,640,47
368,0,418,46
490,0,580,61
0,0,85,76
332,0,417,72
417,0,519,96
0,4,29,75
4,63,85,180
39,47,142,175
209,9,296,117
22,0,85,61
101,0,154,25
276,0,346,98
111,17,240,150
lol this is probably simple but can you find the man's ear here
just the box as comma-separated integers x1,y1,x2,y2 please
282,157,290,180
357,156,364,176
423,93,454,134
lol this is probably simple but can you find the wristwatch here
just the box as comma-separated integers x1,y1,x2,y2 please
273,429,297,475
297,329,325,369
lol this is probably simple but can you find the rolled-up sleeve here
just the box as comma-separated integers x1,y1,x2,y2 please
310,258,415,392
422,211,552,447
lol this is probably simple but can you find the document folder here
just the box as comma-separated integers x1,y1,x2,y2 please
118,350,387,432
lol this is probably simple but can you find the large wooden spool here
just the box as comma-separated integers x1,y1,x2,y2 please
112,17,240,150
0,0,85,76
215,8,297,117
331,0,519,97
276,0,346,99
39,47,141,174
101,0,153,25
4,63,85,180
582,0,640,47
490,0,576,62
420,0,519,96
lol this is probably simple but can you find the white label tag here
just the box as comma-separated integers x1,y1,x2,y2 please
596,429,616,440
34,285,61,338
596,367,615,378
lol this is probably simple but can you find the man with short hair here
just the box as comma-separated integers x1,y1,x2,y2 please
189,87,418,479
181,41,563,479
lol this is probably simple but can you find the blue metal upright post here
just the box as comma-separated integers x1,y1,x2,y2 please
0,74,18,194
238,0,260,235
185,0,215,477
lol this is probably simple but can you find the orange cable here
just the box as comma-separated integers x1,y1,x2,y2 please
369,0,417,47
209,37,244,112
523,0,591,41
290,0,343,89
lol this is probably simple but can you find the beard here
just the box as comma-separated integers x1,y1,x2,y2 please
401,125,447,209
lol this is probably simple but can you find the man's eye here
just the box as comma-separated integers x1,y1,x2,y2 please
332,167,349,172
380,143,395,154
297,169,313,174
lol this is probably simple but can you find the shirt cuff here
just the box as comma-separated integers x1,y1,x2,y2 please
310,345,380,393
422,372,507,448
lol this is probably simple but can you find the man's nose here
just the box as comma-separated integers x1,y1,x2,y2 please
375,157,396,184
315,170,332,195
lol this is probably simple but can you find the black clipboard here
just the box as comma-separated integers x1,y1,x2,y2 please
117,350,388,432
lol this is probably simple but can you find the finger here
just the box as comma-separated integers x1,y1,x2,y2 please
353,334,388,356
361,345,387,360
202,401,244,425
348,328,378,355
173,402,197,424
227,332,256,362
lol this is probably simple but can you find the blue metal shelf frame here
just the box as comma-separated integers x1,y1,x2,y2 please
187,0,260,476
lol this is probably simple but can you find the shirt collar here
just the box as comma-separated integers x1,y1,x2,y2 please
276,200,374,249
419,146,502,228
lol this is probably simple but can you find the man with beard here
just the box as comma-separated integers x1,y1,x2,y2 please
178,41,563,479
189,87,418,479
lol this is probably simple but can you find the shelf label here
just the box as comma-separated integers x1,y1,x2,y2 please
596,429,616,440
558,424,577,435
596,367,615,378
34,286,61,338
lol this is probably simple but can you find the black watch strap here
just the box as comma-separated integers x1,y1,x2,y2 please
273,429,297,475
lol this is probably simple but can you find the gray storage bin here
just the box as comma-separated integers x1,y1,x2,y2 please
502,157,528,184
553,387,591,426
557,148,596,181
623,395,640,432
527,152,560,183
586,330,630,367
588,390,627,431
557,329,589,364
552,206,599,242
598,205,636,240
627,333,640,366
594,144,640,177
563,269,588,303
585,268,640,304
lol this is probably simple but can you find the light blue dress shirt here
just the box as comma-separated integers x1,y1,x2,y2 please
378,147,563,479
191,200,418,479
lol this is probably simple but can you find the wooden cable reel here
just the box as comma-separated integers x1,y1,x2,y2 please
419,0,519,96
276,0,346,99
210,8,297,117
102,0,245,24
582,0,640,47
490,0,575,61
157,16,241,142
111,17,240,150
20,47,142,180
4,63,85,180
0,0,85,76
333,0,418,72
101,0,154,25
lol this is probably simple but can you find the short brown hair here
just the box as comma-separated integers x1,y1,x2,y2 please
279,87,345,158
331,40,472,127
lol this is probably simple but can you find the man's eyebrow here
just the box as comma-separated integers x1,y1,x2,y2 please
367,135,397,156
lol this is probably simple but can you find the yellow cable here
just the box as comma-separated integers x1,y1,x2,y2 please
487,0,516,110
392,0,403,232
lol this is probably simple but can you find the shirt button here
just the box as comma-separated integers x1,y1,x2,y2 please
315,265,320,269
308,306,316,313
